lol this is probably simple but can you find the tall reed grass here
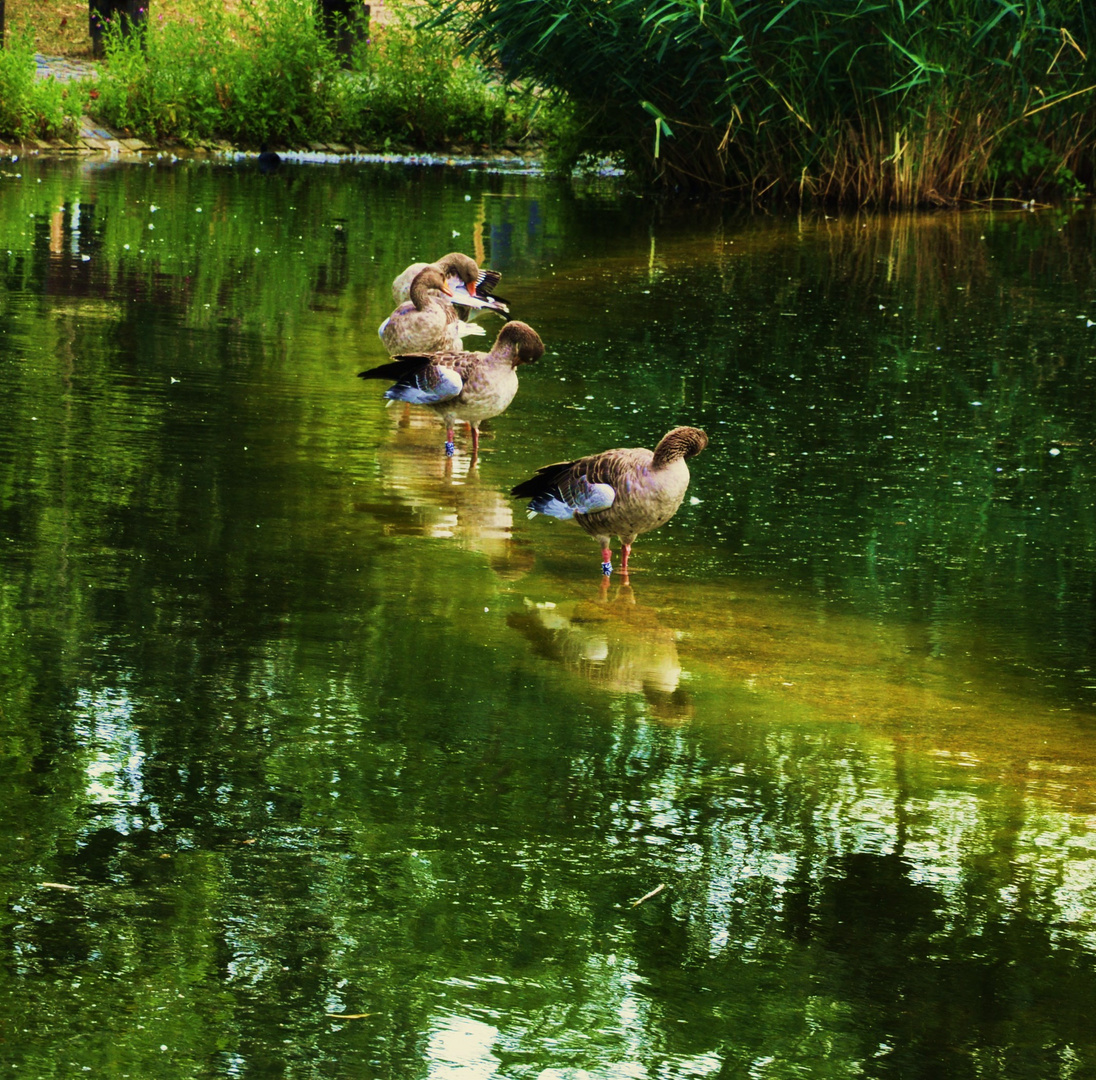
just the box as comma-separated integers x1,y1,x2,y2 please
427,0,1096,204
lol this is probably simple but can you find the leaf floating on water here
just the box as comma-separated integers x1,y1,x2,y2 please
326,1012,373,1019
631,883,666,908
39,882,78,891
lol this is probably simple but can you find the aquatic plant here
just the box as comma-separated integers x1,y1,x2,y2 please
426,0,1096,204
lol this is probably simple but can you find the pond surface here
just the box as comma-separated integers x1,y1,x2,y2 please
2,155,1096,1079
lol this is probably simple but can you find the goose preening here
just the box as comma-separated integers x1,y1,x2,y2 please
391,252,509,315
377,266,465,356
511,426,708,575
359,320,545,458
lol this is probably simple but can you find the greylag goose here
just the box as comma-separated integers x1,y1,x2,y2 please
359,320,545,457
511,427,708,575
392,252,509,315
378,266,464,356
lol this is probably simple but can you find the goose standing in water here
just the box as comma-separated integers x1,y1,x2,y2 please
391,252,509,316
377,266,465,356
511,427,708,575
359,320,545,458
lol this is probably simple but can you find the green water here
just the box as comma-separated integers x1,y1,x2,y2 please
2,156,1096,1078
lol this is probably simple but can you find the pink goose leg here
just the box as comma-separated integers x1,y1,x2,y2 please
621,542,633,572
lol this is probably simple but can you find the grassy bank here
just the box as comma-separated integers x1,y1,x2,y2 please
429,0,1096,205
2,0,566,153
0,17,87,140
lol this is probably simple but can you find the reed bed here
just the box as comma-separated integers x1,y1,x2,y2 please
428,0,1096,204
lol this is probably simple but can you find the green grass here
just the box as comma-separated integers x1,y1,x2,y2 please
88,0,560,151
0,22,88,142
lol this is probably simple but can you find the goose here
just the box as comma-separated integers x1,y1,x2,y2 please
359,320,545,457
511,426,708,575
377,266,464,356
392,252,509,315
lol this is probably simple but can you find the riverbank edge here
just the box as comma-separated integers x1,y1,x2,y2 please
0,132,548,173
9,52,547,172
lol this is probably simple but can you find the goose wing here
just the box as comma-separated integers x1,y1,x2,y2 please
450,281,510,314
476,268,503,297
358,355,463,405
455,321,488,339
511,459,617,520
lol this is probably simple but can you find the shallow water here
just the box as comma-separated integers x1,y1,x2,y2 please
1,156,1096,1078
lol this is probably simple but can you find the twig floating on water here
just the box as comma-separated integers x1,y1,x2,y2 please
632,883,666,908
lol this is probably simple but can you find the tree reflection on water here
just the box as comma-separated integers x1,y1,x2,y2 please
1,157,1095,1077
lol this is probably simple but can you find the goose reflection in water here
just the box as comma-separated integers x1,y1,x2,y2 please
508,578,692,721
359,409,534,581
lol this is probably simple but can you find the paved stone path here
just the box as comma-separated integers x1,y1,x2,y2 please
35,54,99,83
